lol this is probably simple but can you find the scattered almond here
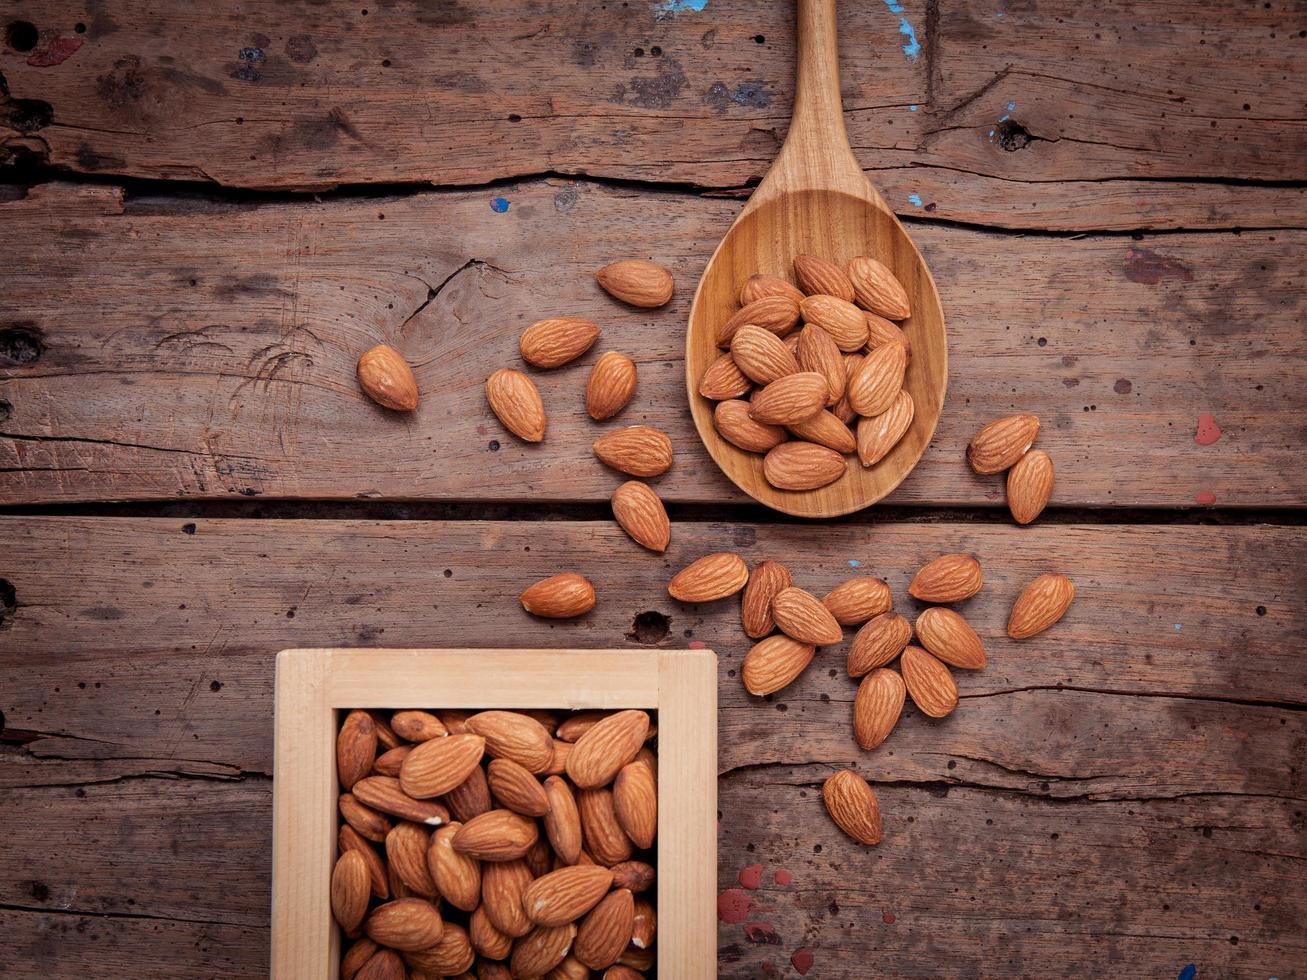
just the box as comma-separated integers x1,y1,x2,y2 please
1007,448,1054,524
909,554,983,603
610,481,670,552
520,573,597,619
593,425,674,477
595,259,674,308
1007,573,1075,639
967,414,1040,474
899,645,958,718
822,769,882,845
822,576,893,626
585,352,638,420
772,586,843,645
486,368,546,443
520,317,600,369
847,611,913,677
742,634,816,695
915,607,987,669
854,668,906,751
668,552,749,602
357,343,419,412
740,559,793,639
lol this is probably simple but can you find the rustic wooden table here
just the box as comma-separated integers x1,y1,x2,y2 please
1,1,1305,977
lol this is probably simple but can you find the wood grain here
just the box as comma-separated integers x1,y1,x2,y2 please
2,1,1303,231
2,182,1302,507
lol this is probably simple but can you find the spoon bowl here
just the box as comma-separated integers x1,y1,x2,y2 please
686,0,947,518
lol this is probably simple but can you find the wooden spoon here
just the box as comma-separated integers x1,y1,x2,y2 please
686,0,947,518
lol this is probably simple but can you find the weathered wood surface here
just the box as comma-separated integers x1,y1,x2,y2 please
2,1,1304,231
0,518,1302,976
3,181,1302,507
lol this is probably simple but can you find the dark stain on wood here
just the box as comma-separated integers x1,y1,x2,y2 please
0,322,44,365
284,36,318,65
1124,246,1195,285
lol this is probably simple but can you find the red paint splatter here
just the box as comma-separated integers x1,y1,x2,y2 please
717,888,750,923
882,910,897,924
27,36,84,67
744,920,781,945
739,863,763,889
476,424,487,436
1195,413,1222,446
791,947,814,974
1194,490,1217,505
1123,246,1194,285
774,868,793,886
687,639,706,649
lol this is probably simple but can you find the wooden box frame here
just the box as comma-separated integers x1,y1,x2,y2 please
271,647,718,978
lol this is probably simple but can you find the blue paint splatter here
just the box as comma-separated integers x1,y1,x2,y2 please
995,9,1005,16
909,104,919,112
655,0,708,18
907,192,923,207
848,559,861,568
1174,623,1182,632
490,197,510,213
1177,966,1197,980
882,0,920,61
1006,101,1017,111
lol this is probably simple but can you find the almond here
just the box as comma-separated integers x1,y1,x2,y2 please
787,410,856,454
909,554,983,603
340,792,392,842
574,888,635,970
543,775,583,866
763,440,846,491
481,859,535,938
390,710,448,743
717,295,802,346
899,645,958,717
1007,448,1054,524
785,331,801,354
747,372,827,425
486,368,546,443
353,776,449,826
847,340,907,417
520,317,600,368
511,923,577,978
1007,573,1075,639
372,745,411,777
354,948,404,980
742,634,816,695
915,607,987,669
556,712,606,742
398,732,487,799
698,352,753,400
796,324,845,404
332,849,371,932
610,860,654,893
339,824,389,899
526,834,554,879
847,611,913,677
566,709,650,789
668,551,749,602
608,961,647,978
731,324,801,384
847,255,910,320
520,573,596,620
444,765,492,823
368,711,402,751
854,668,906,751
357,343,419,412
631,897,656,950
577,787,633,866
523,865,615,926
832,353,863,423
967,414,1040,474
595,259,674,308
741,559,792,639
864,312,911,355
338,709,378,791
466,711,555,773
822,576,893,626
713,398,786,453
592,425,674,477
365,898,444,951
585,352,638,420
794,253,855,302
453,808,539,861
488,758,550,816
427,823,482,912
613,760,657,849
437,709,474,735
546,738,572,776
610,481,670,553
470,904,514,959
386,821,438,898
822,770,883,845
342,938,380,980
772,586,843,645
856,389,914,467
799,294,869,351
739,273,805,306
403,923,475,976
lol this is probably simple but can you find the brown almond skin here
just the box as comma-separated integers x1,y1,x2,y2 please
610,860,655,893
577,787,633,866
371,744,411,777
511,923,578,978
612,759,657,849
566,709,650,789
900,645,959,717
542,775,583,866
909,553,983,603
915,606,987,669
864,312,912,354
822,576,893,626
763,440,846,491
404,923,475,976
847,611,913,677
453,808,540,861
386,821,438,898
832,353,864,423
338,709,378,791
968,414,1040,474
794,253,855,302
847,255,911,320
847,340,907,417
714,399,787,453
822,769,883,845
398,732,487,799
716,295,802,346
339,792,392,842
596,259,674,308
390,710,447,743
741,559,793,639
731,323,802,384
772,586,843,645
470,904,514,959
592,425,673,477
748,372,828,425
352,776,450,825
522,865,615,927
341,938,380,980
854,668,906,750
574,888,635,970
787,409,857,454
520,573,596,619
610,480,670,552
466,710,555,773
354,949,405,980
339,824,389,899
698,352,753,400
520,316,600,368
739,273,805,306
481,859,535,938
487,757,550,816
427,822,481,912
797,323,846,404
799,294,869,351
357,343,419,412
332,849,371,932
364,898,444,951
856,389,914,467
742,634,816,696
486,368,546,443
668,552,749,602
1008,448,1055,524
1008,573,1075,639
443,765,491,823
585,351,638,420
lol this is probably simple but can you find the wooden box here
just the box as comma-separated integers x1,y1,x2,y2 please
271,647,718,978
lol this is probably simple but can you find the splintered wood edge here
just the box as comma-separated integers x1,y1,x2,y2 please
270,647,718,979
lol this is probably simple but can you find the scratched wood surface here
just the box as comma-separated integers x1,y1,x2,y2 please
0,518,1303,978
2,181,1304,507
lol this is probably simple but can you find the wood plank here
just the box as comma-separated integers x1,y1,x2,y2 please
3,1,1303,231
3,183,1303,506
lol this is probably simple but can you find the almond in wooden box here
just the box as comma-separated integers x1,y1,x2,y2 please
272,647,717,978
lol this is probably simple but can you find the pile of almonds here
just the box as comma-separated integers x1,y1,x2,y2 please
333,706,659,979
699,253,915,490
